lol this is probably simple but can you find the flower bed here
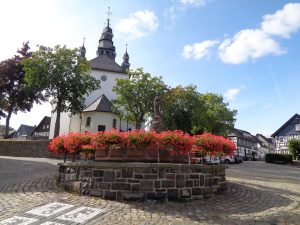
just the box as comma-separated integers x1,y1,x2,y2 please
49,130,235,163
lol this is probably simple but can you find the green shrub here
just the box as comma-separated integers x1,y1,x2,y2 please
288,139,300,160
265,153,293,163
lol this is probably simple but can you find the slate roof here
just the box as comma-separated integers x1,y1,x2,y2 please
256,133,273,144
89,54,124,73
14,124,35,138
83,94,113,112
31,116,51,135
228,128,261,144
271,113,300,137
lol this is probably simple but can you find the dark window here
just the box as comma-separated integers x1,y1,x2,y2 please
86,117,91,127
112,119,117,129
98,125,105,131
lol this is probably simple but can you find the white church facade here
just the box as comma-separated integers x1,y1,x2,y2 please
49,17,134,138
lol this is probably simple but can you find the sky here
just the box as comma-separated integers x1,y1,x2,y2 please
0,0,300,137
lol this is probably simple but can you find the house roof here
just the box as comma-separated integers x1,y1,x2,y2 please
31,116,51,135
271,113,300,137
228,128,262,144
83,94,113,113
14,124,35,137
89,54,124,73
256,133,273,144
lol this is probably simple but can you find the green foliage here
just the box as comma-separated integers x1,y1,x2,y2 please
265,153,293,163
162,86,237,135
22,45,100,137
162,85,201,133
195,93,237,135
112,68,168,129
0,42,43,138
288,139,300,160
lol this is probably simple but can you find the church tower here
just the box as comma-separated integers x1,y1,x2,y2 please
80,38,86,58
49,7,134,138
121,44,130,72
96,8,116,60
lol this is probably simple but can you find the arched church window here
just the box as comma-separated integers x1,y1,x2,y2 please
86,117,91,127
112,119,117,129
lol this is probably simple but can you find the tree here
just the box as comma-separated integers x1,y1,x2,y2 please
22,45,101,137
162,86,237,135
0,125,14,134
0,42,43,138
288,139,300,160
162,85,201,133
196,93,237,135
113,68,168,129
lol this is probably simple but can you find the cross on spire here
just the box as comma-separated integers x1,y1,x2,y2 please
106,6,112,20
125,43,128,52
83,37,86,46
105,7,112,27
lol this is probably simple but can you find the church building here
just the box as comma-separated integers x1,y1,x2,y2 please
49,14,134,138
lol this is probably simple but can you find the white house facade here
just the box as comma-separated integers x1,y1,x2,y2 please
49,17,134,138
271,114,300,154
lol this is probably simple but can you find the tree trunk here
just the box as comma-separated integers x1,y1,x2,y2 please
135,122,141,129
54,104,61,138
4,109,12,139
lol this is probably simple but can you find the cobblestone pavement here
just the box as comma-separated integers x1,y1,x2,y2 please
0,156,299,225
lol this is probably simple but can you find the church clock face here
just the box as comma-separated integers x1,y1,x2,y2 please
101,75,107,81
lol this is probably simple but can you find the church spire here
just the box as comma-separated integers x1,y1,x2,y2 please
80,37,86,58
97,6,116,60
121,43,130,72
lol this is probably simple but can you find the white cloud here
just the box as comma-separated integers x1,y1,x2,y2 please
165,0,209,27
261,3,300,38
115,10,158,40
179,0,207,7
219,29,284,64
218,3,300,64
182,40,218,59
224,88,241,101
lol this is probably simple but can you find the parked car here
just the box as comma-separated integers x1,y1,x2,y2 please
191,156,220,165
220,155,236,164
220,155,244,164
205,156,220,165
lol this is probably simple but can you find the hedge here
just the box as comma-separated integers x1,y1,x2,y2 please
265,153,293,163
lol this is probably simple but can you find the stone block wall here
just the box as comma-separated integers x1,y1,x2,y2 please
0,140,56,158
58,162,227,201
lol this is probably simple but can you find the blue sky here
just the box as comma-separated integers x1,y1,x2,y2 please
0,0,300,137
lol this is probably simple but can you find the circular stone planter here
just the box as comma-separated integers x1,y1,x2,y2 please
58,162,227,201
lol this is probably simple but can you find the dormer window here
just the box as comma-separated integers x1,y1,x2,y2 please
86,117,91,127
296,124,300,132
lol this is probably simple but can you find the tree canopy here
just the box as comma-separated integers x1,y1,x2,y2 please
195,93,237,135
22,45,101,137
113,68,168,129
0,42,43,138
162,86,237,135
162,85,201,133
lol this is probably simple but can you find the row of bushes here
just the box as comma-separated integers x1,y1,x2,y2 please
49,129,236,159
265,153,293,163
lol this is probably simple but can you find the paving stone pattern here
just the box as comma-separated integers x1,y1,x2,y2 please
0,156,300,224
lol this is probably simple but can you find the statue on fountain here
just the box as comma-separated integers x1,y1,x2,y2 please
150,94,163,133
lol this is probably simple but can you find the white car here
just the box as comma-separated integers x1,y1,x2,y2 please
191,156,220,165
220,155,236,164
204,156,220,165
